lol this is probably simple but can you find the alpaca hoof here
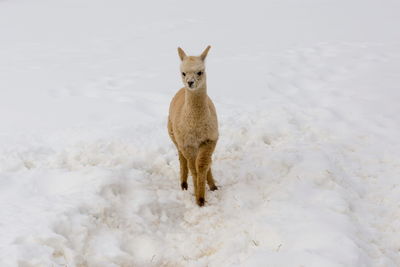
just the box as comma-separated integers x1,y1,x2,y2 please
181,181,188,190
197,197,205,206
210,185,218,191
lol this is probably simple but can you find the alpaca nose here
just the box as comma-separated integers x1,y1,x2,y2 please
188,81,194,87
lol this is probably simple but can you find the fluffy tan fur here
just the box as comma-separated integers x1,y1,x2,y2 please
168,46,218,206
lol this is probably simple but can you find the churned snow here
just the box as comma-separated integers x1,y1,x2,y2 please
1,0,400,266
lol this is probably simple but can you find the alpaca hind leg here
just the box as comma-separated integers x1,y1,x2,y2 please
207,168,218,191
178,151,188,190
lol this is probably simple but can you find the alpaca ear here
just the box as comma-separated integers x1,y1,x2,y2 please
177,47,187,61
200,45,211,61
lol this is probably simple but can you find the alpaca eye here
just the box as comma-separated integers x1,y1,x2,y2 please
197,71,203,76
182,72,186,76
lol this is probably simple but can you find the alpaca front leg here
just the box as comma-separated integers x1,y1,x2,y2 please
196,140,216,206
178,151,188,190
196,170,207,206
182,147,199,198
187,158,198,195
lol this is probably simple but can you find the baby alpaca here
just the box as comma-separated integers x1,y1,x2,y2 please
168,46,218,206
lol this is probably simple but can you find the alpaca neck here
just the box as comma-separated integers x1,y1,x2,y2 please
184,86,208,113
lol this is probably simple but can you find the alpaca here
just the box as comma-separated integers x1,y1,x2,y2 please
168,46,218,206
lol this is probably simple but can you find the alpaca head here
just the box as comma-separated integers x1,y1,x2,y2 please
177,46,211,91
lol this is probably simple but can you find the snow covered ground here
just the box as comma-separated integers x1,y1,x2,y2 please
1,0,400,266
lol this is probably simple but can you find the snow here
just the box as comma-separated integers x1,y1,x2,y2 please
1,0,400,266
